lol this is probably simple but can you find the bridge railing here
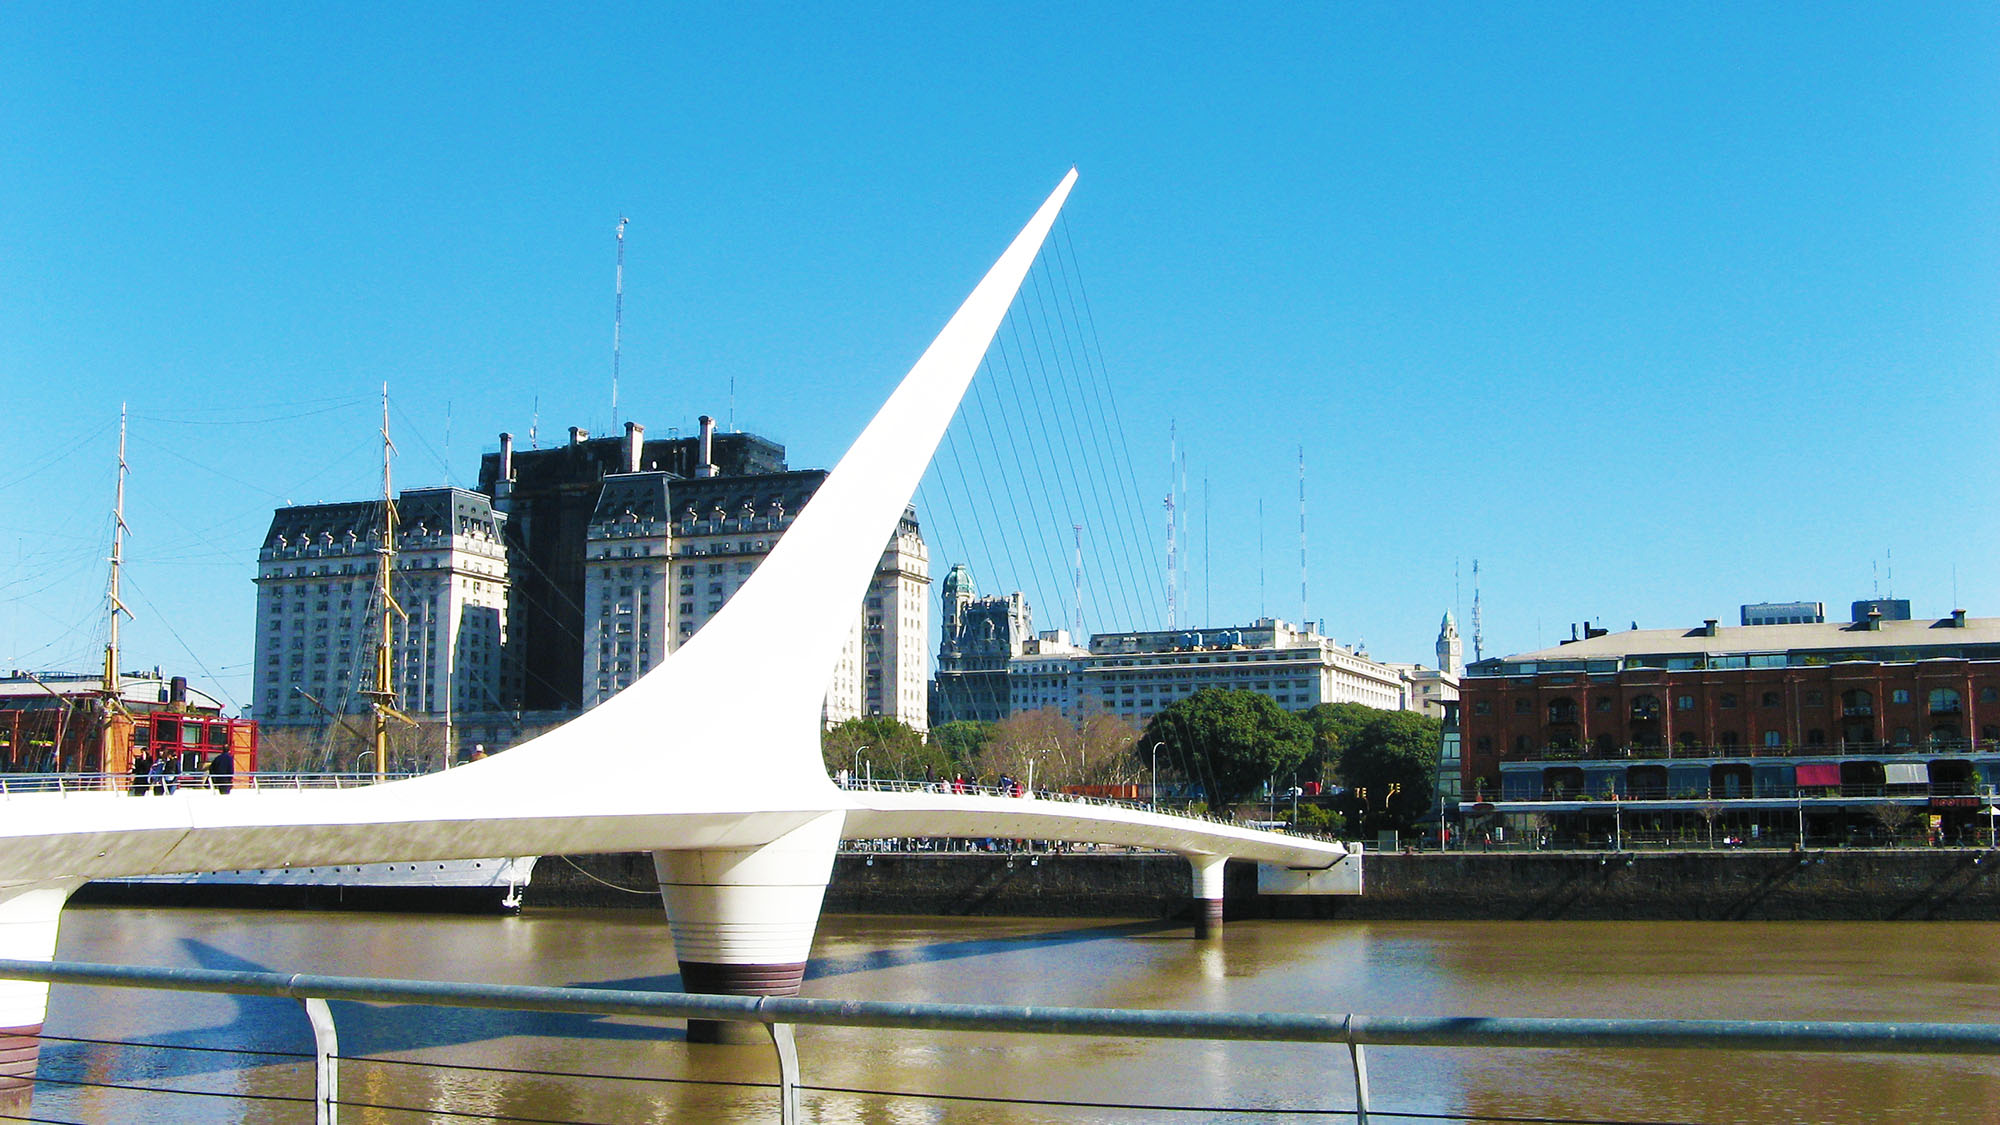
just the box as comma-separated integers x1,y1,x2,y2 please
0,771,422,798
837,776,1343,843
4,956,1998,1124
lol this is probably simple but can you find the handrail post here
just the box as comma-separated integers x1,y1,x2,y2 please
1344,1015,1371,1125
766,1020,800,1125
300,996,339,1125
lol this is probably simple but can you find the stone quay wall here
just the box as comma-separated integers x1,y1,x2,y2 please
531,848,2000,921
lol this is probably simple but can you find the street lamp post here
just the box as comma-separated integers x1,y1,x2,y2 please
1151,742,1163,810
853,745,869,789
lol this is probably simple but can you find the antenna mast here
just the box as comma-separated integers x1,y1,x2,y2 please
1164,421,1178,630
1072,524,1084,640
612,217,628,427
1471,558,1485,663
1298,446,1308,629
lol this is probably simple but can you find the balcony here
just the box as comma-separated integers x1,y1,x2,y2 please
1496,738,1996,764
1527,780,1987,802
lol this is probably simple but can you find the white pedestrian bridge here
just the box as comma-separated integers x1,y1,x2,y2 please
0,170,1356,1054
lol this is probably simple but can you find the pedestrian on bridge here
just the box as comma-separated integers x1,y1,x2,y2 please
208,747,234,795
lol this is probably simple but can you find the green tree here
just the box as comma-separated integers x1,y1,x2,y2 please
928,720,994,767
1303,702,1387,784
820,717,945,782
1338,710,1442,833
1138,689,1310,807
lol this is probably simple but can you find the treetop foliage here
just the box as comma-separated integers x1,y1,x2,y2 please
1138,688,1311,806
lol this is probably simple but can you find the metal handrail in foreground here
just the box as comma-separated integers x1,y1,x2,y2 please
6,958,2000,1124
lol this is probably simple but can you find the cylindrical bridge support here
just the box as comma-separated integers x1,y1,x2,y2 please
1184,854,1229,939
653,813,842,1043
0,878,81,1114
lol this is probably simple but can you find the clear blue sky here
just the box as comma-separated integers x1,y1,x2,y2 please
4,4,1997,710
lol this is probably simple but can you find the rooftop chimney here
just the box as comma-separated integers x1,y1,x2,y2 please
623,421,644,473
498,432,515,481
1703,619,1718,637
569,426,589,447
697,415,717,478
1953,609,1968,628
1866,609,1883,631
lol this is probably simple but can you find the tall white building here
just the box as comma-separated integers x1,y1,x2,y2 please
253,487,511,735
257,415,931,745
580,469,931,731
1008,618,1407,724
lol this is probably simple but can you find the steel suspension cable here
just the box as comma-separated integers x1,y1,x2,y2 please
1057,214,1168,625
1026,258,1154,632
1000,296,1112,632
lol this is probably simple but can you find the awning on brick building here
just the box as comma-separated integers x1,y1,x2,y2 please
1795,763,1842,787
1884,762,1929,785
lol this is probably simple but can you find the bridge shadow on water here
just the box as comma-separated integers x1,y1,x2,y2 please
37,917,1179,1087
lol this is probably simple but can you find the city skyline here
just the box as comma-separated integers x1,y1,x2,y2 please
4,5,1997,708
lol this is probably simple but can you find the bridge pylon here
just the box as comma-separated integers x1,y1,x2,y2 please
1184,854,1230,938
653,813,843,1042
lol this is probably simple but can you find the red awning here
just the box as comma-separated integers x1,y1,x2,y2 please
1795,763,1842,787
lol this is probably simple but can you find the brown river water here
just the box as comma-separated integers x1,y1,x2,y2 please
13,906,2000,1123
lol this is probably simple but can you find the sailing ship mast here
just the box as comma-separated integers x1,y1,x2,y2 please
101,404,132,769
359,385,410,783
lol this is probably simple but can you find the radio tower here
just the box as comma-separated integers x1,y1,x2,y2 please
1471,558,1485,663
611,217,629,427
1164,421,1178,629
1297,446,1308,629
1072,524,1084,639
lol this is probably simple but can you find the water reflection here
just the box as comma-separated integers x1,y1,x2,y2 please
21,908,2000,1123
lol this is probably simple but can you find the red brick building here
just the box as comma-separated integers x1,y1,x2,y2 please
1459,611,2000,842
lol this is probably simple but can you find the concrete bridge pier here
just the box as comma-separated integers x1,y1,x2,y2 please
0,878,82,1103
1185,854,1230,939
652,813,843,1044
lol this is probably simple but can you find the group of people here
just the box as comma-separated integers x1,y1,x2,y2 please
128,748,234,795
